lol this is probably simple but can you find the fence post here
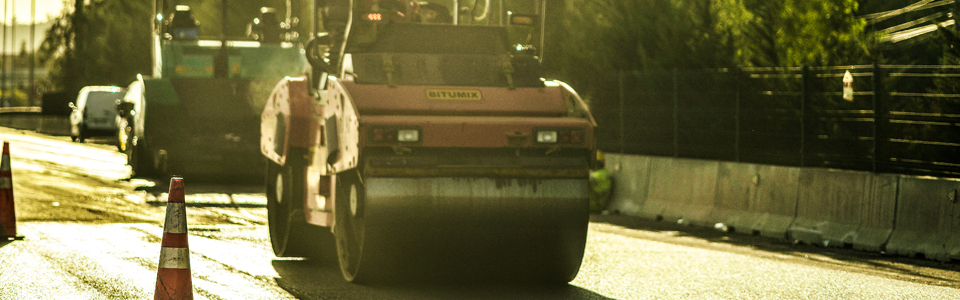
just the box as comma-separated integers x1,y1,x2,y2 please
872,64,885,173
673,68,679,157
800,66,809,167
735,68,741,162
619,69,625,155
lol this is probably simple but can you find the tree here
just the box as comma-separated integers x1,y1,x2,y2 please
545,0,739,102
39,0,153,93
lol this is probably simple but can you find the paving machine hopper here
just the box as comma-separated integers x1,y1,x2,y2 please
119,2,307,180
261,0,597,283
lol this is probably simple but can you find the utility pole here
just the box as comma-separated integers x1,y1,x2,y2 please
11,0,15,102
29,0,34,105
2,0,7,104
70,0,83,93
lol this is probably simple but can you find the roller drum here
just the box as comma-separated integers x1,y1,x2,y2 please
340,176,589,283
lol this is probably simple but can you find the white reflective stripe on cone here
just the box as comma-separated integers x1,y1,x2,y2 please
162,203,187,234
158,247,191,269
0,177,9,189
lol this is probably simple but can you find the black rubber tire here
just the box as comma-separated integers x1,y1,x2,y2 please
70,124,79,142
266,151,337,261
128,138,159,178
334,169,378,283
77,127,86,143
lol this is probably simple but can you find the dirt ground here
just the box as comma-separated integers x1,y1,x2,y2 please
3,127,266,226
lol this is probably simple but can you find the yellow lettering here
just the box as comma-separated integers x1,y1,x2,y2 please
425,89,483,101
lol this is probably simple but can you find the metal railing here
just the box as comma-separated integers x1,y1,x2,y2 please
590,65,960,178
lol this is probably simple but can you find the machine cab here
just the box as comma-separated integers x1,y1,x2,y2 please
311,0,546,88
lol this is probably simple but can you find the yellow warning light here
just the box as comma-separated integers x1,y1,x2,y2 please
509,13,537,26
511,16,534,25
366,13,382,21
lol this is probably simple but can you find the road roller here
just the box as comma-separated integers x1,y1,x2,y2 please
261,0,597,283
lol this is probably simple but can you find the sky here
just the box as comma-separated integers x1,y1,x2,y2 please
2,0,66,24
0,0,65,54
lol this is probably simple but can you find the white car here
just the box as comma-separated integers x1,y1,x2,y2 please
69,86,126,143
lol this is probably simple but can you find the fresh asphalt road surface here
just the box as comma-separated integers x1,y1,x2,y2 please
2,127,960,299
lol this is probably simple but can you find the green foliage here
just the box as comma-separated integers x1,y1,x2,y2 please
554,0,735,72
546,0,875,91
39,0,153,93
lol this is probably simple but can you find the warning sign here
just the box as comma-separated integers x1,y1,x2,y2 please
842,70,854,102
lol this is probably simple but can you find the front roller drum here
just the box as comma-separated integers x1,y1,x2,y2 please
266,150,337,262
334,175,590,284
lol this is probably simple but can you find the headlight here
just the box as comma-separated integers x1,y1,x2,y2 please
537,131,558,143
536,128,584,144
397,129,419,142
370,127,421,143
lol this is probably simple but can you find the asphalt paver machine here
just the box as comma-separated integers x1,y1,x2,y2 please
120,1,307,180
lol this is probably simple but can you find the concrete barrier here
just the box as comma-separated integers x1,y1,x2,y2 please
605,155,721,226
0,107,69,135
886,176,960,261
641,157,719,225
854,174,898,252
38,116,70,136
604,152,959,262
787,169,896,250
0,107,41,130
605,154,653,217
711,162,800,239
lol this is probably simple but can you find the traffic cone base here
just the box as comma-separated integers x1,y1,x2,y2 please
155,269,192,299
0,141,22,241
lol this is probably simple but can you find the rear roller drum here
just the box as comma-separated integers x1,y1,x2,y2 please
266,151,336,261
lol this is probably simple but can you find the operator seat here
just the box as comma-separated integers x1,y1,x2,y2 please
168,5,200,40
250,7,283,43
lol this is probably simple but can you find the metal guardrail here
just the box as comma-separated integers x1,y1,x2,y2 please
591,65,960,178
0,106,41,114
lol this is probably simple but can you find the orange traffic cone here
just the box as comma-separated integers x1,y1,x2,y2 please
0,141,23,241
154,177,193,300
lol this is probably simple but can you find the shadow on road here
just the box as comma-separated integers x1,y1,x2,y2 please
129,175,267,208
271,259,615,300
